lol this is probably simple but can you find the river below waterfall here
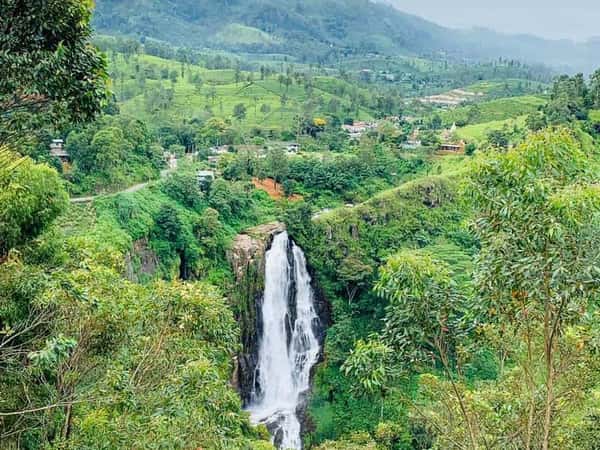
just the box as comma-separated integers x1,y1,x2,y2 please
246,232,321,449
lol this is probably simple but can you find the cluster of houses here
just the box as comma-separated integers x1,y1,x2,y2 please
340,118,465,153
341,121,378,140
399,124,465,153
439,123,465,152
205,142,301,168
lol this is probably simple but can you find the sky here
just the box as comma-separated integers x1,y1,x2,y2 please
383,0,600,41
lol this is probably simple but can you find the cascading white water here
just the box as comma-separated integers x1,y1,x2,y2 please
247,232,321,450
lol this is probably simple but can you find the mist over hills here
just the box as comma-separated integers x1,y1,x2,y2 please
93,0,599,72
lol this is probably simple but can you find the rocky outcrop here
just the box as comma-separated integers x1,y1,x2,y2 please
125,238,159,282
227,222,286,404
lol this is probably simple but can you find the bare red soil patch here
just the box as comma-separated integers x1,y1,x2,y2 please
252,178,303,201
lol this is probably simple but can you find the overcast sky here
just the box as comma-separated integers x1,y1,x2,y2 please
384,0,600,41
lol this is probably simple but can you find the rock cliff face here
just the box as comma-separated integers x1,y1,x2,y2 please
124,238,159,282
227,222,286,403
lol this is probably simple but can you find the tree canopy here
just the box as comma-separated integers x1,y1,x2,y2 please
0,0,108,145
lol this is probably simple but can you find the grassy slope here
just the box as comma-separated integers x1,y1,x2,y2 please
435,95,545,126
113,54,375,131
212,23,282,46
456,115,527,141
304,155,473,443
465,79,548,95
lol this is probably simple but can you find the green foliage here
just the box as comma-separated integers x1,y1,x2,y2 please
291,175,471,445
314,432,378,450
545,74,589,124
160,170,204,211
233,103,247,121
435,96,546,127
0,0,108,146
0,157,68,255
28,335,77,374
65,115,162,194
408,127,600,449
0,206,273,449
343,339,393,396
374,250,470,369
264,147,289,185
464,142,477,156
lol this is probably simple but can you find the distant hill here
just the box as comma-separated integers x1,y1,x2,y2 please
93,0,599,72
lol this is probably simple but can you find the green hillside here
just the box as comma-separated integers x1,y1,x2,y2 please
111,53,375,132
456,115,528,141
435,95,546,127
93,0,600,71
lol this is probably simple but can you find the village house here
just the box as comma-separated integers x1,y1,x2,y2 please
209,145,230,155
402,129,422,149
342,121,377,140
197,169,216,191
439,141,466,152
439,124,465,152
286,143,300,154
49,139,69,162
163,151,177,169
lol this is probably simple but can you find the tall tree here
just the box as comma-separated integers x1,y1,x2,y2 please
264,147,289,187
469,128,600,450
0,0,108,146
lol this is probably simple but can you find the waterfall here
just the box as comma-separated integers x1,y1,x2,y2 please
246,232,321,450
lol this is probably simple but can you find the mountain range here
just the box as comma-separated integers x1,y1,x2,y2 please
92,0,600,72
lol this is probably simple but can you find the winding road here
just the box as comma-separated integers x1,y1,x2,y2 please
70,164,177,204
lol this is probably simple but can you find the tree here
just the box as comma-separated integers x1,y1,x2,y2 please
545,74,589,124
430,114,442,130
590,69,600,108
169,69,179,84
264,147,289,187
280,94,289,118
234,64,242,85
337,254,374,304
342,339,394,420
374,250,477,448
525,112,547,131
469,128,600,450
194,208,225,259
0,154,68,256
206,86,217,105
197,117,228,146
486,128,510,149
465,142,477,156
260,103,271,116
160,171,203,210
420,130,440,147
233,103,247,121
91,127,126,171
222,148,259,181
466,104,481,124
0,0,108,145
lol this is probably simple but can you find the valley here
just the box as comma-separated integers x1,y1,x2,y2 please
2,2,600,450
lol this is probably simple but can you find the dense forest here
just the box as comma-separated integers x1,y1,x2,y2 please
1,1,600,450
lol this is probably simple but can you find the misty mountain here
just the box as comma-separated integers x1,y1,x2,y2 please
93,0,599,72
